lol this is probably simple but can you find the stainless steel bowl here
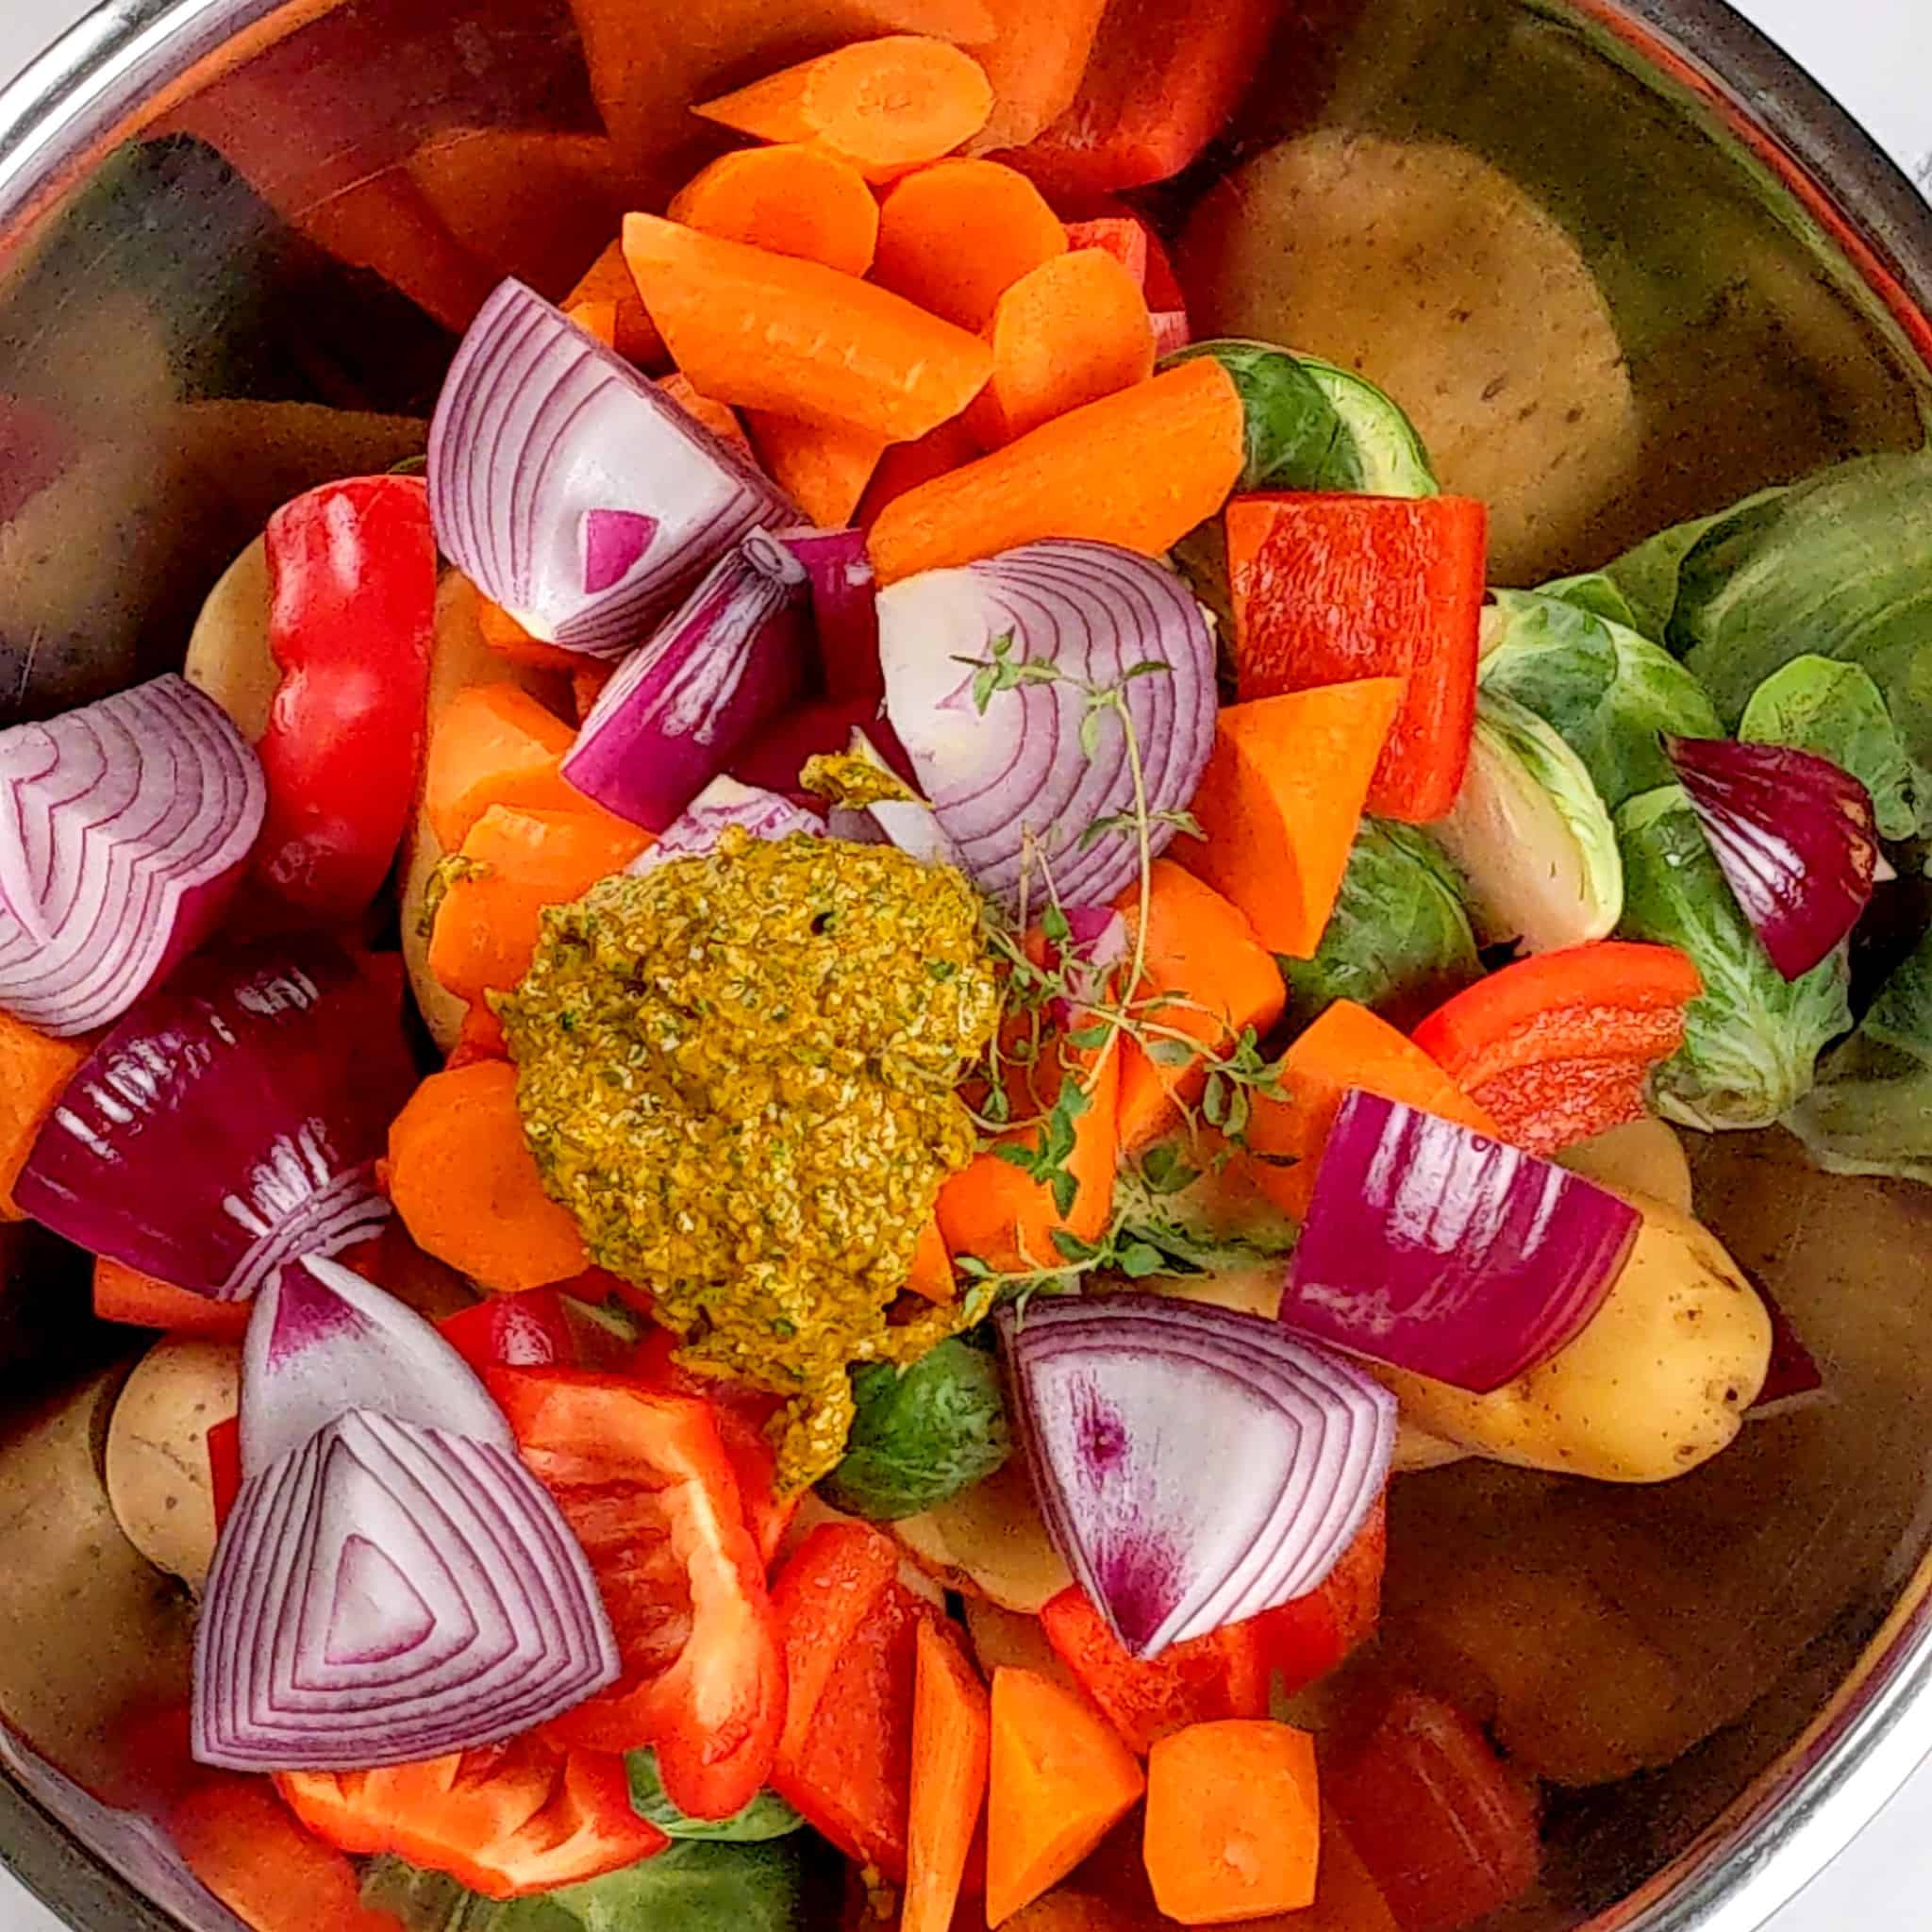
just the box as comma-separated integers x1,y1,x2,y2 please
2,3,1930,1927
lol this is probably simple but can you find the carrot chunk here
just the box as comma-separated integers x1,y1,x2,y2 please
423,683,577,854
873,158,1068,332
656,371,756,458
747,413,889,526
0,1009,85,1219
972,0,1112,151
565,237,666,367
906,1621,992,1932
669,143,881,275
93,1257,251,1341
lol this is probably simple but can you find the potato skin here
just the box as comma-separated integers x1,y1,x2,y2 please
1557,1117,1694,1215
1379,1191,1772,1481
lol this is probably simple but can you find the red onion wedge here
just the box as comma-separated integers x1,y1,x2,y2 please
778,527,881,702
15,935,415,1301
1664,735,1879,981
428,279,792,661
734,696,915,803
627,775,821,875
1283,1090,1641,1393
561,530,809,831
1749,1276,1827,1420
0,675,264,1037
998,1293,1394,1657
877,541,1216,910
813,728,963,870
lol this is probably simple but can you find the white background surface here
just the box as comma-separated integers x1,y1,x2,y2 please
2,1,1931,1928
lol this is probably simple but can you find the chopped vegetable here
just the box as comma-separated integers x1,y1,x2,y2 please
873,158,1069,331
971,0,1110,150
1063,216,1149,286
658,371,755,457
987,1666,1145,1926
999,1293,1395,1654
905,1619,992,1932
669,143,881,275
253,476,435,919
422,682,577,853
1616,786,1852,1131
891,1454,1075,1614
1556,1116,1694,1216
93,1257,251,1341
105,1337,236,1592
0,675,264,1037
877,539,1216,908
1166,340,1361,495
1143,1719,1321,1924
1663,734,1878,981
1410,941,1705,1155
386,1060,591,1294
428,279,791,658
628,1749,804,1843
746,416,888,527
563,237,665,367
628,775,821,873
1739,654,1919,841
822,1336,1012,1522
1284,1090,1640,1391
775,528,882,701
966,249,1156,447
1110,1137,1299,1274
624,214,994,441
436,1289,636,1379
559,530,809,831
1224,491,1485,823
694,36,993,179
0,1012,86,1218
1433,688,1624,953
1174,680,1404,958
18,936,411,1300
859,417,984,529
867,359,1245,582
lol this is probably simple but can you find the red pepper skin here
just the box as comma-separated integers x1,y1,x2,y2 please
255,475,436,918
1253,1493,1387,1693
486,1369,785,1822
437,1289,635,1377
207,1413,242,1533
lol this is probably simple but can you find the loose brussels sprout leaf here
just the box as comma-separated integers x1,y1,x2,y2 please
818,1336,1010,1522
1167,339,1366,494
1278,819,1480,1036
1111,1139,1301,1271
1739,655,1921,841
1434,689,1622,952
1599,499,1773,643
1616,785,1851,1130
1479,588,1724,810
628,1750,803,1842
1787,924,1932,1184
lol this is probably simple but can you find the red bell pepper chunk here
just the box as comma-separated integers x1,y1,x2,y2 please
1325,1686,1541,1932
1254,1491,1387,1694
278,1740,664,1900
487,1369,786,1821
1410,941,1704,1156
255,475,437,920
1224,492,1487,824
207,1413,242,1533
437,1288,635,1377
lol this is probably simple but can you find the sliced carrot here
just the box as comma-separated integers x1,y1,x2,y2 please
695,36,993,180
670,143,881,276
475,597,587,674
965,248,1155,447
0,1010,85,1219
423,683,577,854
566,236,666,367
565,298,619,348
387,1060,589,1294
907,1621,993,1932
1062,217,1149,285
656,371,756,458
1144,1720,1322,1924
858,418,984,529
873,158,1068,332
972,0,1113,151
905,1212,956,1303
92,1257,251,1342
1172,680,1402,960
448,1000,509,1070
1110,860,1283,1153
625,214,992,441
1237,1001,1501,1221
747,413,890,526
988,1666,1145,1926
869,359,1242,582
425,804,651,1008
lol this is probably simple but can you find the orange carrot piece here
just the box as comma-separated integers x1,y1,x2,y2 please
1172,680,1403,960
423,683,578,854
573,663,616,724
625,213,992,441
971,0,1113,151
858,418,983,529
1111,861,1282,1153
447,1000,509,1071
387,1060,590,1294
656,371,756,458
425,804,651,1008
1238,1000,1502,1222
965,248,1155,447
670,143,881,276
0,1010,85,1219
695,36,993,180
907,1621,993,1932
566,237,666,367
988,1667,1145,1927
1144,1721,1321,1924
475,597,588,674
92,1257,251,1342
869,359,1242,582
905,1212,957,1303
565,298,618,348
873,158,1067,332
747,413,890,526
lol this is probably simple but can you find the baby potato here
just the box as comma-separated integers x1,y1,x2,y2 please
1379,1191,1772,1482
183,535,277,741
1557,1116,1694,1216
104,1338,240,1592
891,1455,1073,1614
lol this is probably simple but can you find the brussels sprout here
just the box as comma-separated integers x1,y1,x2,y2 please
1615,785,1851,1130
1278,819,1480,1036
1434,689,1622,953
818,1337,1010,1522
1739,655,1920,841
1166,339,1365,494
628,1751,803,1842
1479,587,1724,809
1111,1138,1301,1269
1297,356,1438,496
